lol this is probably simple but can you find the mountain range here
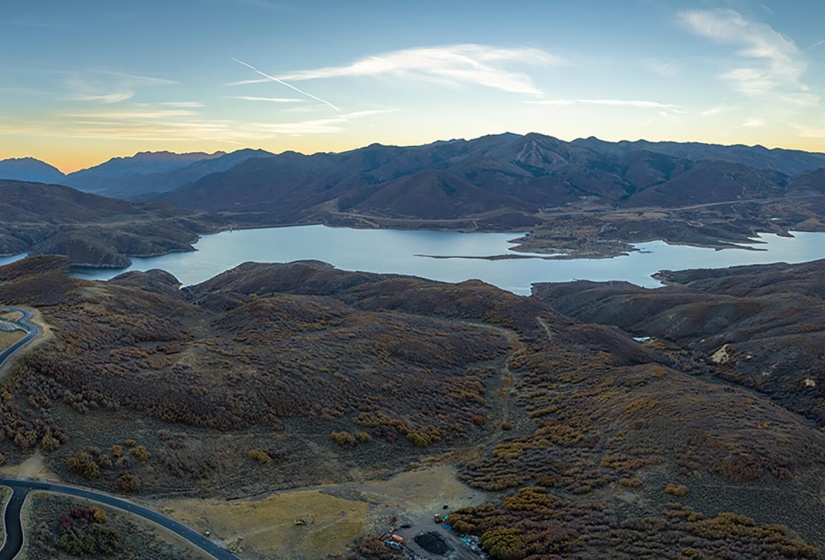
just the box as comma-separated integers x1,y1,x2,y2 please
151,133,825,234
2,132,825,265
0,149,273,198
3,134,825,211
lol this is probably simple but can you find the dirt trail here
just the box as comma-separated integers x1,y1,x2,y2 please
537,316,554,341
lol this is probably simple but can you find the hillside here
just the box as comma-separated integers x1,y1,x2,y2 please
8,135,825,260
1,257,823,559
63,150,225,195
64,149,274,198
0,180,217,267
572,136,825,175
533,257,825,439
151,133,825,256
0,157,66,184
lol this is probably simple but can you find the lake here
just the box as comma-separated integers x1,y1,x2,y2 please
68,225,825,295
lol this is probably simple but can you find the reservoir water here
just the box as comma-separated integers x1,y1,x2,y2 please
69,226,825,295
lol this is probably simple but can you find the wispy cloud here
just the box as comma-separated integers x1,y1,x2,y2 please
1,101,397,144
63,108,198,120
644,58,680,77
65,69,177,105
261,44,561,95
245,109,398,135
233,58,340,112
6,15,65,29
529,99,682,110
86,70,177,86
71,92,135,104
160,101,204,108
679,9,812,100
232,96,303,103
743,117,766,127
700,105,732,117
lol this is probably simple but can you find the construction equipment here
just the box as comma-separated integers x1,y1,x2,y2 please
294,515,315,526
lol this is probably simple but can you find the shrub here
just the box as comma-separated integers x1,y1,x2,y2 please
665,484,688,497
114,472,142,493
66,452,100,480
248,449,272,464
130,445,151,462
330,431,357,446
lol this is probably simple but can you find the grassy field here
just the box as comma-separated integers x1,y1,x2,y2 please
0,330,24,352
159,464,486,560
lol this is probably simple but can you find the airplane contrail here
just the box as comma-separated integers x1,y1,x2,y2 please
232,58,340,112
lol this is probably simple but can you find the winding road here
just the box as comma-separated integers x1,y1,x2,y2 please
0,307,240,559
0,479,241,560
0,307,41,373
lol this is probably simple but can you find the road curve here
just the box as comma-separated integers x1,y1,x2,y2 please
0,306,42,371
0,478,240,560
0,309,239,559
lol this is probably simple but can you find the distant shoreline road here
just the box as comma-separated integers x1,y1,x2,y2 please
0,479,241,560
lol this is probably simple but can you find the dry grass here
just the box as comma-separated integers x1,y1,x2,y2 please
159,464,487,560
20,491,209,560
0,331,24,351
0,452,54,479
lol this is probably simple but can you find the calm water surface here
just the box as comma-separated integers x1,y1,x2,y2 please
69,226,825,295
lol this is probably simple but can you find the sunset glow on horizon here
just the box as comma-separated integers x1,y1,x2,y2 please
3,1,825,172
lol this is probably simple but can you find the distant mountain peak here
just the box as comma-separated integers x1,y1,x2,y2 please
0,157,66,184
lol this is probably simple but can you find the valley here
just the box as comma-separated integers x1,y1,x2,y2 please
3,134,825,269
1,135,825,560
0,253,823,558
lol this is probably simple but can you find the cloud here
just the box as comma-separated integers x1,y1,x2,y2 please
700,105,732,117
11,102,397,144
267,44,561,95
65,69,177,105
63,108,198,120
70,92,135,104
160,101,205,108
529,99,682,110
87,70,177,86
743,117,766,127
246,109,398,136
232,96,303,103
233,58,340,111
679,9,809,98
6,15,64,29
644,58,680,77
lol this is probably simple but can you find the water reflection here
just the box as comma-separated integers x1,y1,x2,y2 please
69,226,825,295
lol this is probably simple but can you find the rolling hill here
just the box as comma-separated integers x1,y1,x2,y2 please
0,157,66,184
0,179,217,267
1,256,823,558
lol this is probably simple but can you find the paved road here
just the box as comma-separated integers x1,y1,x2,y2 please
0,307,41,370
0,310,241,559
0,479,241,560
0,485,25,560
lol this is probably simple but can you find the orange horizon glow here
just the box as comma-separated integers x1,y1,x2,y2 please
5,130,825,176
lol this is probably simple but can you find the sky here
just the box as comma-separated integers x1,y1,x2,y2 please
2,0,825,173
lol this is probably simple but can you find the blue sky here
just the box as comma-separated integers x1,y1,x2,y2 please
2,0,825,172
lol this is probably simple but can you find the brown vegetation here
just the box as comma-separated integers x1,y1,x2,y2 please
1,257,823,558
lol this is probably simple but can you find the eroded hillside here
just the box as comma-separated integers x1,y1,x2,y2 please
0,256,823,559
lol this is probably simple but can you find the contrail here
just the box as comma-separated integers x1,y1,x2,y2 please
232,58,340,112
809,39,825,51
